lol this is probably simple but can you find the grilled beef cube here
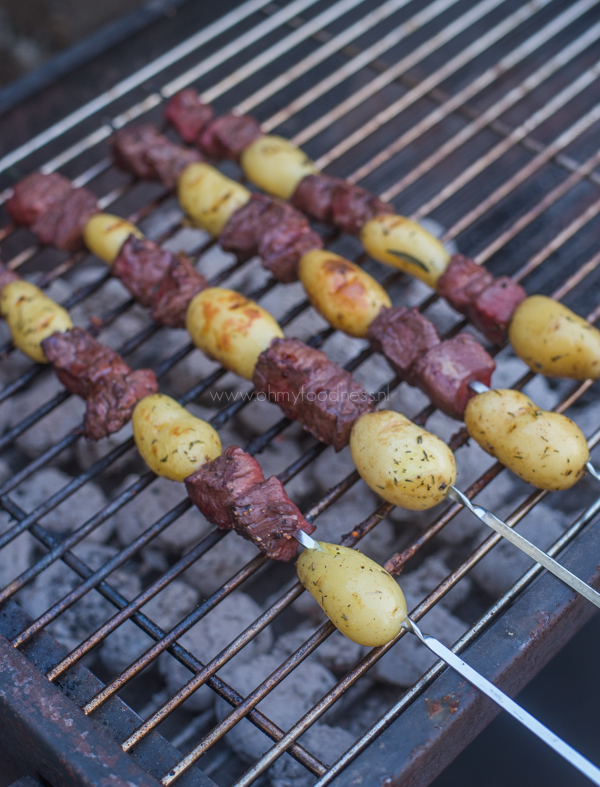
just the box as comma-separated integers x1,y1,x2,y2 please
164,89,215,143
0,264,21,293
30,187,98,251
229,475,315,561
84,368,158,440
368,306,440,384
411,333,495,419
330,181,395,235
436,254,494,313
112,123,202,189
6,172,72,226
198,113,263,161
151,255,207,328
185,445,265,529
112,235,174,307
42,327,129,398
468,277,527,345
253,338,373,451
220,194,273,260
291,173,342,224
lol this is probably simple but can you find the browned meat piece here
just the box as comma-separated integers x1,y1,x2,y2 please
229,475,315,561
221,194,322,282
411,334,495,419
84,368,158,440
0,264,20,293
436,254,494,313
151,255,207,328
164,89,215,144
291,173,342,224
112,123,202,190
253,338,373,450
330,181,395,235
468,277,527,345
185,445,265,529
368,306,440,384
6,172,72,226
198,113,263,161
31,187,99,251
42,327,129,398
112,235,174,307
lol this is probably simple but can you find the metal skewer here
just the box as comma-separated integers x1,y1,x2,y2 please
403,616,600,785
295,529,325,551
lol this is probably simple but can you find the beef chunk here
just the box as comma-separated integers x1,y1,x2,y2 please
291,173,342,224
0,264,20,293
221,194,322,282
185,445,265,529
112,235,175,307
468,277,527,345
411,334,495,419
253,338,373,450
229,475,315,561
6,172,72,226
368,306,440,383
151,255,207,328
31,187,98,251
436,254,494,313
84,368,158,440
330,181,395,235
112,123,202,189
42,327,129,398
198,113,263,161
164,89,215,143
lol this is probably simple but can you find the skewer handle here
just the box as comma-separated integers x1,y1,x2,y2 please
404,617,600,786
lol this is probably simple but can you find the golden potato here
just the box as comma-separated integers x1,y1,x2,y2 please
240,135,318,200
83,213,143,264
464,389,588,490
186,287,284,380
297,541,407,646
133,393,221,482
298,250,391,338
509,295,600,380
178,162,250,237
0,281,73,363
350,410,456,510
360,214,451,288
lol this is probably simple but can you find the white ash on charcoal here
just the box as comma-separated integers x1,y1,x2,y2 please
214,653,336,763
372,601,466,688
399,555,472,612
74,419,136,473
272,625,367,675
470,502,567,597
351,351,396,399
193,242,237,282
113,474,210,555
12,467,112,542
0,509,36,588
100,579,198,674
260,280,307,324
140,201,184,241
269,723,355,787
158,591,273,712
18,542,141,653
183,532,262,598
386,379,432,422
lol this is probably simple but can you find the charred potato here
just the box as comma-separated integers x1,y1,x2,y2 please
298,250,391,338
178,162,250,236
186,287,284,380
133,393,221,482
240,135,318,200
83,213,143,264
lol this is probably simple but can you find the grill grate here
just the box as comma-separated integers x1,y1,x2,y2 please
0,0,600,785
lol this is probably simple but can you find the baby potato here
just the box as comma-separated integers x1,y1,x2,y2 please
133,393,221,482
83,213,143,264
297,541,407,646
240,135,318,200
509,295,600,380
0,281,72,363
464,389,588,490
360,214,451,288
178,162,250,237
186,287,284,380
298,250,391,338
350,410,456,510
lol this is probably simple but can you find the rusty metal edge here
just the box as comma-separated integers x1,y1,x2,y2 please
0,598,216,787
327,516,600,787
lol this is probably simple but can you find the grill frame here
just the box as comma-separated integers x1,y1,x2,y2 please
0,0,600,785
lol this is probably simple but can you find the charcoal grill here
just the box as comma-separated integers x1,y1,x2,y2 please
0,0,600,785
